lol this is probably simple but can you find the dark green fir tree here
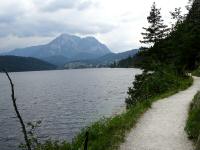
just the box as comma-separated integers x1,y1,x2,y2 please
140,2,169,46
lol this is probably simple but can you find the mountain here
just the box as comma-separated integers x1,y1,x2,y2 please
95,49,139,64
42,55,69,67
0,56,56,72
3,34,111,64
64,49,139,69
1,33,139,69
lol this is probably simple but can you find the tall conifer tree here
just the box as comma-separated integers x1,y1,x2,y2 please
140,2,169,46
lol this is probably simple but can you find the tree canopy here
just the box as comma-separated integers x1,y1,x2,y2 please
140,2,169,46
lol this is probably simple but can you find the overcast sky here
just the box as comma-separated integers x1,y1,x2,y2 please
0,0,189,53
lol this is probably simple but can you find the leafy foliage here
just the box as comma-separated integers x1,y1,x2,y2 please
19,121,42,150
115,56,135,68
125,67,192,108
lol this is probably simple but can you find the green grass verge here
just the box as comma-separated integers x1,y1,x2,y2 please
185,91,200,150
36,76,193,150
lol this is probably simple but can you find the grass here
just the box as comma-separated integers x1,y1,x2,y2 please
185,91,200,150
34,76,193,150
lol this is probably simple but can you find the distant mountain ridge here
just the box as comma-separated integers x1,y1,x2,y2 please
95,49,139,64
3,34,111,61
64,49,139,69
2,33,139,68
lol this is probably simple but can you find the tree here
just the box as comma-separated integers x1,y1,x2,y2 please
186,0,195,11
170,8,184,27
140,2,169,46
187,0,200,23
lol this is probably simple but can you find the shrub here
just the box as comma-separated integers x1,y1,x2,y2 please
125,66,190,108
185,91,200,140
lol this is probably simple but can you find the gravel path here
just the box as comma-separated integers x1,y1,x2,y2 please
121,77,200,150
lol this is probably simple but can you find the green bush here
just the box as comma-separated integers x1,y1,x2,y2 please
125,67,192,108
185,91,200,140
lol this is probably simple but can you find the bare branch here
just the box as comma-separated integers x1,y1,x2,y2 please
2,69,31,150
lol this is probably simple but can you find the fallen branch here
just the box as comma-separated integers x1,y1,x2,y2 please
3,70,31,150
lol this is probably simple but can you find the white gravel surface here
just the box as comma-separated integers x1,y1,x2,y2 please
120,77,200,150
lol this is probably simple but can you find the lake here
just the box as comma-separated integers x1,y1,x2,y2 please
0,68,141,150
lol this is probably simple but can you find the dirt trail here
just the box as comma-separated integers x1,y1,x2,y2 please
121,77,200,150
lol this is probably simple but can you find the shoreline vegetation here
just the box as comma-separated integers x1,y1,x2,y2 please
17,72,195,149
20,73,193,150
53,75,193,150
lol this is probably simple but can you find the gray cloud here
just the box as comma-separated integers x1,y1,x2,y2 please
0,2,25,24
77,1,94,10
0,0,112,38
42,0,77,12
0,17,114,37
0,15,16,24
0,0,189,52
41,0,94,12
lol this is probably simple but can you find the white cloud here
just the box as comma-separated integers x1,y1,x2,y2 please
0,35,54,51
41,0,78,12
0,0,189,52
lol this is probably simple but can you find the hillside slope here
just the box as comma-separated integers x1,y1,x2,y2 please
0,56,56,72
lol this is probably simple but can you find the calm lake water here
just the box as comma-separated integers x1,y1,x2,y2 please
0,68,141,150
